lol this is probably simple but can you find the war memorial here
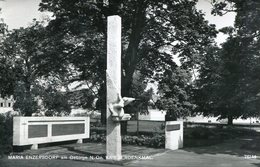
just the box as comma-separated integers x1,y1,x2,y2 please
1,1,260,167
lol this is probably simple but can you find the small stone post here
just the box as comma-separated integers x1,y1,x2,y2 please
165,121,183,150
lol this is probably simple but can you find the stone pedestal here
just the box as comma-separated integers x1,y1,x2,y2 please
77,139,83,144
31,144,38,150
165,121,183,150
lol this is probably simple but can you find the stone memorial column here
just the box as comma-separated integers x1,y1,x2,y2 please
106,15,122,161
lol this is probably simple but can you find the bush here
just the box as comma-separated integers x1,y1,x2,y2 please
123,133,165,148
148,133,165,148
88,126,258,149
89,132,106,143
0,113,14,156
88,132,165,148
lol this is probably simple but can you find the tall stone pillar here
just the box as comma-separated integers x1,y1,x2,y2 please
106,15,122,161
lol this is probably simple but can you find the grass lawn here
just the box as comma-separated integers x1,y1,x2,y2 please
125,120,260,148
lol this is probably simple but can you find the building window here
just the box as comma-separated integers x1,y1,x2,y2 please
0,103,3,107
8,103,11,107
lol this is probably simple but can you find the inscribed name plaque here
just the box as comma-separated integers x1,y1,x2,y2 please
165,121,183,150
166,124,180,131
13,117,90,150
52,123,85,136
28,125,48,138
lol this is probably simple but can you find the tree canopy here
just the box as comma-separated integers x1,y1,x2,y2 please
195,0,260,124
0,21,72,116
36,0,216,118
0,1,217,119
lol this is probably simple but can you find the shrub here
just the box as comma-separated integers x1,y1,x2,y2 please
88,132,165,148
88,126,258,149
122,133,165,148
148,133,165,148
89,132,106,143
0,112,14,156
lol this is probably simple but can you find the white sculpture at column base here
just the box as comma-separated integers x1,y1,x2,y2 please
165,121,183,150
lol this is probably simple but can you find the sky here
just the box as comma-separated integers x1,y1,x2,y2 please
0,0,236,44
196,0,236,44
0,0,49,28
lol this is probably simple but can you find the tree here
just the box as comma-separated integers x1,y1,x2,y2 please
0,21,45,115
0,8,7,38
156,65,195,120
127,71,154,116
195,0,260,125
42,87,71,116
195,39,246,125
0,20,72,116
38,0,217,122
0,10,13,97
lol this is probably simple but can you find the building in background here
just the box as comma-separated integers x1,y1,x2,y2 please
0,96,14,114
139,109,166,121
138,110,260,125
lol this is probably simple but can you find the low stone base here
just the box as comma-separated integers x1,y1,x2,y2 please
165,121,183,150
30,144,38,150
77,139,83,144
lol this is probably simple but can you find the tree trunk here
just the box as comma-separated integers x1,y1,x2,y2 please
227,115,233,125
122,73,134,97
121,2,147,133
101,108,106,125
97,83,106,125
24,77,33,116
137,108,139,135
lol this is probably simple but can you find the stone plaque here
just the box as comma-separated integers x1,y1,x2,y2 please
28,125,48,138
166,124,180,131
52,123,85,136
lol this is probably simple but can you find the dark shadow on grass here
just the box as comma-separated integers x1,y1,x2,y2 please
183,136,260,158
252,163,260,167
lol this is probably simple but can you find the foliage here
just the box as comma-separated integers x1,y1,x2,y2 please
195,0,260,124
0,113,14,156
1,0,217,118
125,71,155,117
0,8,7,38
0,20,73,116
89,132,106,143
89,132,165,148
89,125,258,148
156,67,195,119
12,82,40,116
0,11,12,97
42,88,71,116
0,21,46,115
122,134,165,148
37,0,217,119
